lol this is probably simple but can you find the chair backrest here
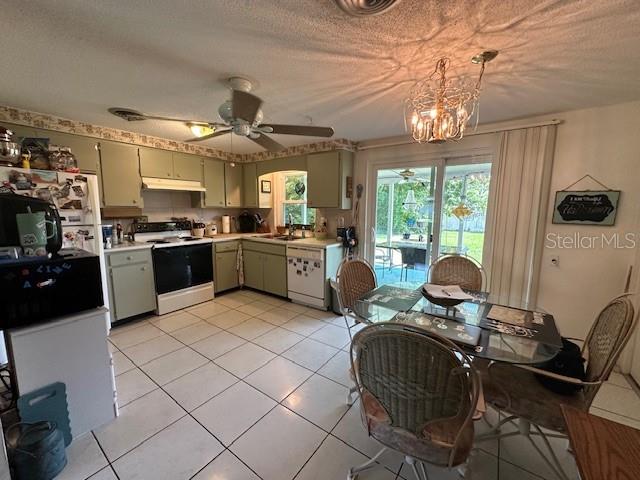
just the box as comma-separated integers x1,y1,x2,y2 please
429,254,483,291
336,258,377,312
583,295,636,398
351,323,479,465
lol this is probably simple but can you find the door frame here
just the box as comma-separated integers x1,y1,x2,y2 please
362,146,497,278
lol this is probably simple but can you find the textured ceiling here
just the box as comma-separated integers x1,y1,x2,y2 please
2,0,640,153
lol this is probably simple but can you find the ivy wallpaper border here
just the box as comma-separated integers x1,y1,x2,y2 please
0,105,356,163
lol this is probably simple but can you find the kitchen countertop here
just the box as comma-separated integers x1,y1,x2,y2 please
104,233,342,252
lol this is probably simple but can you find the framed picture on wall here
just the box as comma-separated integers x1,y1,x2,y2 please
552,190,620,226
260,179,271,193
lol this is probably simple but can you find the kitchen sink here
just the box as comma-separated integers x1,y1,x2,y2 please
272,235,300,241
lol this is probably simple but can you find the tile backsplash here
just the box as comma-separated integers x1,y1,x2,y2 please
108,191,271,236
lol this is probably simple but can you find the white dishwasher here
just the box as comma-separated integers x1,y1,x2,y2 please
287,246,327,308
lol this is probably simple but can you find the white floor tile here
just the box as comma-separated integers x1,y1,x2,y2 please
164,362,238,412
121,334,183,366
260,296,289,307
94,389,184,461
309,323,352,349
245,357,313,401
109,323,164,350
296,435,395,480
207,310,253,329
332,404,405,473
237,301,276,317
499,459,548,480
317,350,353,387
252,327,305,354
192,450,260,480
115,368,157,406
282,338,339,371
231,405,326,480
140,347,208,385
192,381,276,446
284,374,349,431
215,295,250,309
281,302,310,313
303,307,341,322
113,416,223,480
107,340,118,353
592,382,640,420
56,433,108,480
417,449,498,480
189,301,231,319
257,308,300,326
109,318,150,335
149,310,201,333
590,406,640,429
281,315,327,336
111,351,135,376
607,372,632,389
228,317,276,340
88,466,118,480
214,342,276,378
170,321,221,344
191,331,247,360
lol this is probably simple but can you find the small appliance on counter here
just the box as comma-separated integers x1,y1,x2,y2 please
237,211,258,233
0,126,21,166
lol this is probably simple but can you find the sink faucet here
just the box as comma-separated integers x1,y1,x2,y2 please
288,214,295,238
301,225,306,239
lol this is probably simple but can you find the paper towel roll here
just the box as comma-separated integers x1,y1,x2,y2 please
222,215,231,234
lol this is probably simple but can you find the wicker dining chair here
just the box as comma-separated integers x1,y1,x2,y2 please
335,257,377,405
348,323,480,480
428,254,484,291
475,294,636,480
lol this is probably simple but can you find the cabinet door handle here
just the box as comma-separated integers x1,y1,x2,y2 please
132,199,137,204
126,256,132,260
141,266,146,271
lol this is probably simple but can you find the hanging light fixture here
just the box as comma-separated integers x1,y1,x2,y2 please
403,189,417,210
188,123,215,138
405,50,498,144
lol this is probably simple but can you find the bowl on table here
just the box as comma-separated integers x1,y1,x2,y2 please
421,287,465,308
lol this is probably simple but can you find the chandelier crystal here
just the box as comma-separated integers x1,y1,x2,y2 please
405,51,497,144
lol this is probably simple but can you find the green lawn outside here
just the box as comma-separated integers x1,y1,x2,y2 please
375,230,485,262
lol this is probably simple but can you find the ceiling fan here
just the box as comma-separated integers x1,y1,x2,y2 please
108,77,335,152
396,168,429,186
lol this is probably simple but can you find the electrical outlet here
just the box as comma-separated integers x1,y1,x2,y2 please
550,255,560,267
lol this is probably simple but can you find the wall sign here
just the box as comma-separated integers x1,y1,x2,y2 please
553,190,620,225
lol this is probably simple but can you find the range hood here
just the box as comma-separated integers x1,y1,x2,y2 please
142,177,206,192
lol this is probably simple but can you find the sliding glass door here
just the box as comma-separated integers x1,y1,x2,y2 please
368,156,493,286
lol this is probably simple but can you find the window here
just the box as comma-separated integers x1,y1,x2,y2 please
279,172,316,226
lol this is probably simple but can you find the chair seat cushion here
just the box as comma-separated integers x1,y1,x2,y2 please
360,391,473,467
475,360,589,433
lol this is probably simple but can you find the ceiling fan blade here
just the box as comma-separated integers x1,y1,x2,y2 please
184,129,232,142
260,124,334,137
232,90,263,124
249,134,285,152
108,108,224,126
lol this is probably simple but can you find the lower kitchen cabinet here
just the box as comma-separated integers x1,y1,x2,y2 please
107,249,156,322
214,241,240,293
242,241,287,296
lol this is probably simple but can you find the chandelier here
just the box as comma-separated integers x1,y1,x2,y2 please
405,50,498,144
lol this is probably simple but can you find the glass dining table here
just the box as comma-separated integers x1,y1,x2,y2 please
352,283,563,365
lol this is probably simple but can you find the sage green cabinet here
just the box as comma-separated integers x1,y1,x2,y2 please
224,162,242,207
173,153,203,182
242,249,264,290
30,128,100,173
139,147,173,178
107,249,156,321
243,163,258,208
214,241,240,293
201,158,226,207
307,151,353,209
262,253,287,297
99,141,143,207
241,241,287,297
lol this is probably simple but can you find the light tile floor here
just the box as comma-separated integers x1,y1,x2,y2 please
63,289,640,480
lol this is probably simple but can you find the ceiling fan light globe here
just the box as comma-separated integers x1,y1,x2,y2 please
218,100,233,123
188,124,215,138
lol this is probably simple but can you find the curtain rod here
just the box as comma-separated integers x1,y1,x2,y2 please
356,119,562,151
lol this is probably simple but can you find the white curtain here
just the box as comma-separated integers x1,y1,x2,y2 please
484,125,557,308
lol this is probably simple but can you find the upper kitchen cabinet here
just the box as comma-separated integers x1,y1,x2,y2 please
139,147,173,179
32,128,100,173
98,141,143,207
200,158,226,207
307,150,353,209
172,152,203,182
224,162,242,207
243,163,273,209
